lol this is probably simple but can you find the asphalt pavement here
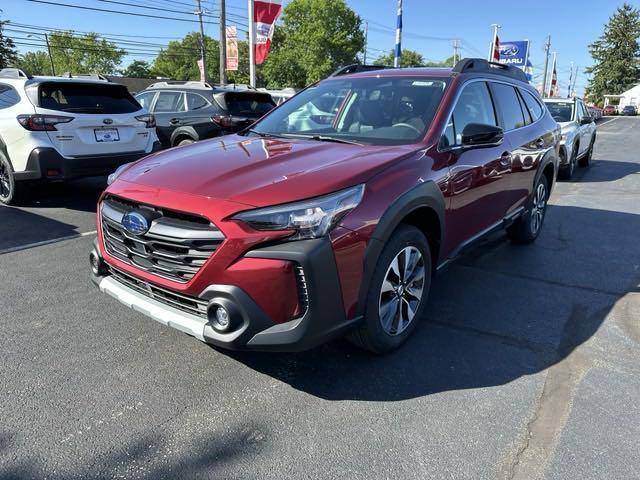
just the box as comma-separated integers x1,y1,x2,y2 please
1,117,639,479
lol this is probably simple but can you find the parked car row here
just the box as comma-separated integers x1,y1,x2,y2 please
602,104,638,116
0,70,279,205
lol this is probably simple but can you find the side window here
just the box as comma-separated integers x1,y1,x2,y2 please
154,91,185,113
186,93,209,111
491,83,526,131
521,89,544,122
516,90,532,125
0,84,20,109
446,82,496,146
577,102,588,120
135,91,156,110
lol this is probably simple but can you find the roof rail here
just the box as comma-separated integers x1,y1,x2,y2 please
148,80,213,89
0,68,32,80
58,72,111,82
330,64,393,77
453,58,528,83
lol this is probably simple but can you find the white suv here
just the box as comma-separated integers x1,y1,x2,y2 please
0,68,160,205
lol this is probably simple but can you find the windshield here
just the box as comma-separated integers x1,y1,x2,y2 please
248,77,448,145
36,82,141,114
544,101,574,123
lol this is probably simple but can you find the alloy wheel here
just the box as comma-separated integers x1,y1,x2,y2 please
378,246,425,336
530,182,547,234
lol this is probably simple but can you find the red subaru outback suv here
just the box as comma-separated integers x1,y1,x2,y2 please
90,59,559,353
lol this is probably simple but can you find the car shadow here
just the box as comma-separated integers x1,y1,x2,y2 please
12,177,106,213
571,159,640,183
222,204,639,402
0,206,85,252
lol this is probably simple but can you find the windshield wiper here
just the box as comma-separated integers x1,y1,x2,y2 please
244,129,285,139
281,133,362,145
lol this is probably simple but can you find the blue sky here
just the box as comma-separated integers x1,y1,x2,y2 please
1,0,637,95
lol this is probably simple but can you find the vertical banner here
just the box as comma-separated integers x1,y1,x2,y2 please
549,56,559,97
394,0,402,67
226,26,238,71
498,40,530,70
254,0,282,65
492,34,500,62
197,59,205,82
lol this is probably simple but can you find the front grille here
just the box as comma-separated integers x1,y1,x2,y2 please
109,266,209,318
101,195,224,283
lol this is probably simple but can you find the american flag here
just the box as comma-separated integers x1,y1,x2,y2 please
492,34,501,62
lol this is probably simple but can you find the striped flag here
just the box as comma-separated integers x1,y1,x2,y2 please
492,34,500,62
549,56,558,97
254,0,282,65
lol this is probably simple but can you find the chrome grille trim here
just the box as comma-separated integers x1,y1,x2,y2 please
109,266,209,318
100,196,224,283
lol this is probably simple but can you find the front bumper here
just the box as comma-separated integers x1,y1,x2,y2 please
91,238,359,352
14,143,162,181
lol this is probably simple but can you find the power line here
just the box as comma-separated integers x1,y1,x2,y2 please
23,0,219,25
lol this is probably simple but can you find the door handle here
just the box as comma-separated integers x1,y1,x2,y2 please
169,118,180,125
499,152,512,167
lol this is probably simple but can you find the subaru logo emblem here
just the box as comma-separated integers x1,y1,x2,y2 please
122,211,149,236
103,118,113,125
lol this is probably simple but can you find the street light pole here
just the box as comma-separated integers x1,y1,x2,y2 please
541,35,551,98
248,0,256,87
363,21,368,65
195,0,208,83
219,0,227,85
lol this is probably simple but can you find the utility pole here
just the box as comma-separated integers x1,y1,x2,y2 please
248,0,256,87
541,35,551,98
394,0,402,67
195,0,208,83
44,34,55,75
452,39,460,66
363,21,368,64
219,0,227,85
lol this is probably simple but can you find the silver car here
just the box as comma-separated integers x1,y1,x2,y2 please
543,97,597,179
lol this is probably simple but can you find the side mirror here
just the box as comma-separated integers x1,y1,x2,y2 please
580,116,593,125
461,123,504,148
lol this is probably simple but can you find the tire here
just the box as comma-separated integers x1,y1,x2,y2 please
579,137,594,167
507,174,549,244
0,152,18,206
177,138,195,147
348,224,432,353
558,144,577,180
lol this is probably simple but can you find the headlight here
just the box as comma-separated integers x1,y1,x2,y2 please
107,163,131,185
233,184,365,240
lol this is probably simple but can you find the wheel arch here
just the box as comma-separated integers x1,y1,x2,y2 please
354,180,446,318
170,127,199,147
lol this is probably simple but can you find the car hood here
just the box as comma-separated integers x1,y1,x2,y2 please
116,135,417,207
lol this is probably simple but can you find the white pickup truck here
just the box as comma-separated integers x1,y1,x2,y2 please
543,97,597,180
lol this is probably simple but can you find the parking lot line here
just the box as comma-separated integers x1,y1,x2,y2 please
0,230,97,255
597,117,618,128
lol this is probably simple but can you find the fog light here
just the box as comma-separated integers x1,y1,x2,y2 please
213,306,230,331
46,168,60,177
89,249,107,276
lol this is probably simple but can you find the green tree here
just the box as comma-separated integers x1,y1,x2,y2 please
31,31,126,74
152,32,221,82
0,20,18,68
262,0,365,87
16,51,52,75
585,3,640,105
374,49,426,67
425,55,456,67
120,60,152,78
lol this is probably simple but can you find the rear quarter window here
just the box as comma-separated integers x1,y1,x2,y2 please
223,92,276,116
0,84,20,109
37,82,141,114
491,82,526,131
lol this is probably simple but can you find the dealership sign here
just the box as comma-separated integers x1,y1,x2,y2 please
498,40,530,69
